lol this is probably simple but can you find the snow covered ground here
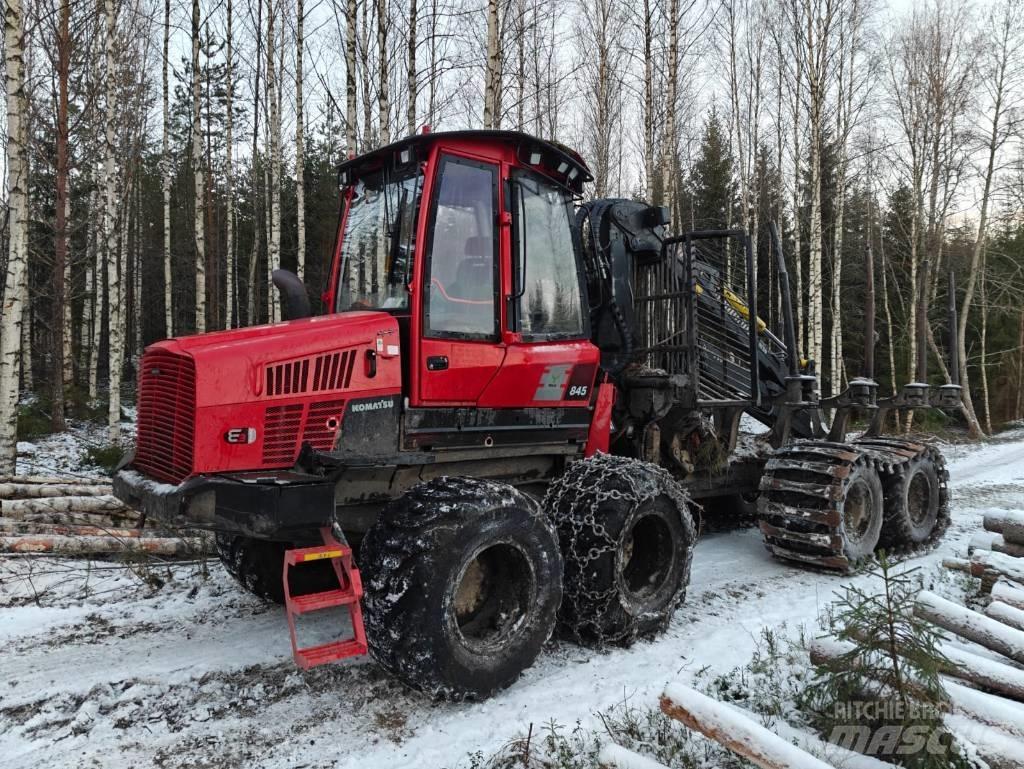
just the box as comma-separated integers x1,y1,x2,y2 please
2,430,1023,769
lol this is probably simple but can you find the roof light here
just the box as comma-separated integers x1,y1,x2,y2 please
400,149,411,164
556,161,569,174
529,151,542,165
567,167,579,181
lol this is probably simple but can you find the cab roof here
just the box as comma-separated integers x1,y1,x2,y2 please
337,130,594,194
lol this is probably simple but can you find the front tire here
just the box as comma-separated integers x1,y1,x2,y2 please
359,476,562,700
544,454,697,645
215,534,336,604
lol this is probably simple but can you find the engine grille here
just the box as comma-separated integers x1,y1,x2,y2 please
134,349,196,484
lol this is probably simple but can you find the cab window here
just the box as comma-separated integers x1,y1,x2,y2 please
424,156,499,339
512,172,585,339
336,169,421,312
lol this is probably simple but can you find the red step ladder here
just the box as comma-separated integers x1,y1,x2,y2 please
283,527,368,669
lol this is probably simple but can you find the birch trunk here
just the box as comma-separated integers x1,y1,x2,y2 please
346,0,357,151
0,0,28,474
406,0,417,134
88,190,103,401
664,0,678,222
163,0,172,336
642,0,653,203
267,0,281,322
104,0,124,444
377,0,390,144
52,0,71,432
192,0,206,333
295,0,305,282
483,0,499,128
225,0,235,327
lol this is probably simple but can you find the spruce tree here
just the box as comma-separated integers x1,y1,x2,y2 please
685,108,739,231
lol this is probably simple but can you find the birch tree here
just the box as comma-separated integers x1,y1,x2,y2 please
483,0,499,128
0,0,29,473
104,0,125,442
407,0,418,134
296,0,306,282
267,0,281,322
225,0,235,325
958,0,1022,437
192,0,207,333
162,0,172,336
51,0,72,432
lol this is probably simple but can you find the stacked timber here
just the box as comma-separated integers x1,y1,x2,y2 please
0,476,211,556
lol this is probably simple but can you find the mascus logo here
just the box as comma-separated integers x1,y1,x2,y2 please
224,427,257,444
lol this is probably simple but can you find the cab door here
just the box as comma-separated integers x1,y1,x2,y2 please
417,153,506,404
477,169,599,408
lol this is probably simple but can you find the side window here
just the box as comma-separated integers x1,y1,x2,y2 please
513,174,585,338
424,157,498,338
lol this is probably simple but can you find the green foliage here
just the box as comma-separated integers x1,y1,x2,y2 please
802,556,969,768
682,108,740,231
17,401,53,440
80,443,124,475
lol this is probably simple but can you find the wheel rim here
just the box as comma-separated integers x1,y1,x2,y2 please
907,471,933,525
621,512,675,602
452,542,535,654
844,479,873,544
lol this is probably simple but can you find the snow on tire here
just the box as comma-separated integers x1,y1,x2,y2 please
359,476,562,701
544,454,697,646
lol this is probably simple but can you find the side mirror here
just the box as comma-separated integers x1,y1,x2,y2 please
272,269,312,321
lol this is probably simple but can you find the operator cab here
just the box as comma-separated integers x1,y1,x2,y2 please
325,131,599,421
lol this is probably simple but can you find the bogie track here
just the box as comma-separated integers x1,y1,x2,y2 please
757,438,950,571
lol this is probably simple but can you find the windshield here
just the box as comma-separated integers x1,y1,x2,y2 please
336,170,421,312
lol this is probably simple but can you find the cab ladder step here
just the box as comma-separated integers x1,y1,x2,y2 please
283,527,367,669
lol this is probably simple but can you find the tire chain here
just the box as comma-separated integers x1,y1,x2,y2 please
544,453,696,646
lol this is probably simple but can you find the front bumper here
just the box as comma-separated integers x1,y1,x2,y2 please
113,466,336,539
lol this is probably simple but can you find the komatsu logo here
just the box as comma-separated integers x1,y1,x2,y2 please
350,398,394,413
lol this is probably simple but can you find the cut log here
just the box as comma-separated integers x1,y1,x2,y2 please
991,535,1024,559
992,580,1024,612
942,557,975,575
597,743,670,769
0,483,113,499
660,684,837,769
986,601,1024,633
811,635,1024,705
0,517,144,538
940,643,1024,702
0,475,110,486
943,712,1024,769
972,551,1024,584
942,679,1024,740
0,534,211,556
914,591,1024,666
5,510,140,527
1,495,132,516
984,511,1024,547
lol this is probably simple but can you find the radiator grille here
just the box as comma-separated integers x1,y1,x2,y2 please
263,404,305,464
134,350,196,484
302,400,347,452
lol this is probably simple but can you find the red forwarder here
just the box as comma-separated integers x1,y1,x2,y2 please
115,129,954,700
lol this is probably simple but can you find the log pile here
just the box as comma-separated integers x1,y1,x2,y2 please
0,475,212,557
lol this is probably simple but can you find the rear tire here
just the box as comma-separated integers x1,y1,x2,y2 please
880,448,949,548
544,454,697,645
215,534,336,604
359,476,562,700
838,460,885,562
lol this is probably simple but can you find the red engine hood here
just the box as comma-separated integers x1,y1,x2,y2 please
148,312,401,407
